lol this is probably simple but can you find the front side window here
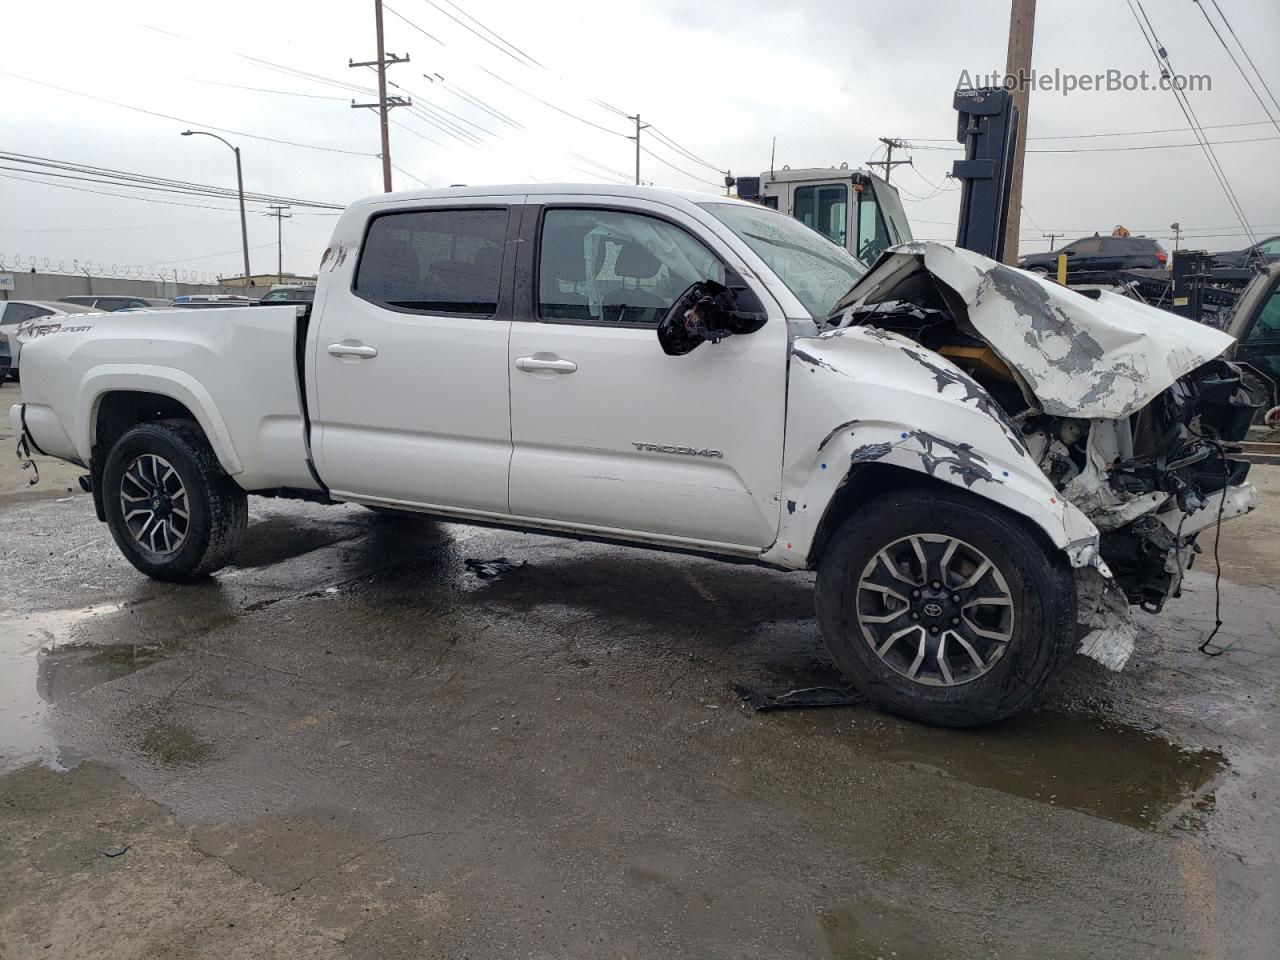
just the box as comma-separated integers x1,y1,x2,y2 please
538,208,724,325
1261,239,1280,255
701,201,867,318
793,184,848,247
355,207,508,315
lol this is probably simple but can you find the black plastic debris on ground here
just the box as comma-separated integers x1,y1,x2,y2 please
464,557,528,579
733,684,865,712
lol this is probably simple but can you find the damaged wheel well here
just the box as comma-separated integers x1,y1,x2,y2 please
805,462,1067,571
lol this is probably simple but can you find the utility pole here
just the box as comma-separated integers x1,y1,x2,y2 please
1042,232,1061,250
1001,0,1037,265
627,113,649,185
867,137,912,185
1170,221,1182,254
350,0,411,192
265,205,291,283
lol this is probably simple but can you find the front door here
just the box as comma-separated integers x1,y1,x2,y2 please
311,201,518,513
507,197,788,552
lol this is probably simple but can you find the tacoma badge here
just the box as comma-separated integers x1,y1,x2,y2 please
632,442,724,458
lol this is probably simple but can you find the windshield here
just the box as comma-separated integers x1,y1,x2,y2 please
699,201,867,317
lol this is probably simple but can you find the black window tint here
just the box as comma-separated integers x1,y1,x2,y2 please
1072,237,1103,254
1101,238,1131,253
356,207,507,315
2,304,53,324
538,209,724,326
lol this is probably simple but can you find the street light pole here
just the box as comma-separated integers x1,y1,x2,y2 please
181,130,252,286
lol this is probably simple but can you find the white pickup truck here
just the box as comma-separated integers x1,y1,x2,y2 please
11,185,1259,726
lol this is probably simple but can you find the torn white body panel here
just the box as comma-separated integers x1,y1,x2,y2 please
834,242,1236,419
761,325,1107,573
1075,567,1138,671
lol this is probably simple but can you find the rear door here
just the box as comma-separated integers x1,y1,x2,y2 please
311,200,519,513
506,196,788,552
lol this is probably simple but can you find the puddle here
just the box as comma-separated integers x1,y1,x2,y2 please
0,603,135,771
800,709,1226,830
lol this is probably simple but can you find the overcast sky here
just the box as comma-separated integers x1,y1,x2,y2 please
2,0,1278,282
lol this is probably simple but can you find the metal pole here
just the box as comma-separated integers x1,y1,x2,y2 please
233,147,251,285
634,113,641,185
277,213,283,283
1001,0,1037,265
375,0,393,192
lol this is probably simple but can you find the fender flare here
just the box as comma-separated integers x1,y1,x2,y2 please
77,365,244,477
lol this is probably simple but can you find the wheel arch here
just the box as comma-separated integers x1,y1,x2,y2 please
81,368,243,479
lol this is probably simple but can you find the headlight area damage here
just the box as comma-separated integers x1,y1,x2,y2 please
824,241,1259,670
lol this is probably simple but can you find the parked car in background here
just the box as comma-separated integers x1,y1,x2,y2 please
1019,235,1167,275
259,284,315,304
1212,235,1280,270
0,331,11,383
59,295,171,312
0,299,84,380
170,294,258,309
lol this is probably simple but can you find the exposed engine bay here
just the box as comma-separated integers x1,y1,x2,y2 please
830,242,1259,653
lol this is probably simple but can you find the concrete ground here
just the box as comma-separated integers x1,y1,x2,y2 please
1,378,1277,960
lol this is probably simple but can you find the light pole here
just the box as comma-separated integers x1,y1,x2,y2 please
181,130,252,287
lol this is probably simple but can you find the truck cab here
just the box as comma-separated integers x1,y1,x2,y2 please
734,166,913,263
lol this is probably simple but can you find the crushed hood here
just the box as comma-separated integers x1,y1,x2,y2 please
832,242,1236,420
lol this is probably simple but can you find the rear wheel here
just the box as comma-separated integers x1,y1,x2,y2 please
102,419,247,582
1028,266,1051,276
815,486,1075,727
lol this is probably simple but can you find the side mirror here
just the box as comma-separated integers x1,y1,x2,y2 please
657,274,767,357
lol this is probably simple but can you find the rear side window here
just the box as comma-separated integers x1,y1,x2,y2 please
355,207,508,316
1071,237,1103,255
2,304,53,325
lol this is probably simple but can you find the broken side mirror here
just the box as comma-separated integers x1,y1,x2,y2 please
656,272,767,357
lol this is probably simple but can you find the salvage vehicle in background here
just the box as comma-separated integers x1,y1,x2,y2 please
1212,234,1280,271
1019,234,1167,275
0,299,87,380
10,185,1259,727
59,295,171,311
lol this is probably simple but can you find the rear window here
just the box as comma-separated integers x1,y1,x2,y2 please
355,208,508,316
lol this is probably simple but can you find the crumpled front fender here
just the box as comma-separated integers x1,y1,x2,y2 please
763,326,1105,573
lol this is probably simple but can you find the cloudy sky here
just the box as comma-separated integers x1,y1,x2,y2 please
2,0,1278,283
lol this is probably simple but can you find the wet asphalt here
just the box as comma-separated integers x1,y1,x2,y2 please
1,380,1277,960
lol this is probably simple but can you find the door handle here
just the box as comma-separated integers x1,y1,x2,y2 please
328,341,378,359
516,356,577,374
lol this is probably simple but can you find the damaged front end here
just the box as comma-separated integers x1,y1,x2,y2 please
831,242,1259,666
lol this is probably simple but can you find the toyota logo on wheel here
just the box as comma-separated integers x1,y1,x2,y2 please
922,602,944,618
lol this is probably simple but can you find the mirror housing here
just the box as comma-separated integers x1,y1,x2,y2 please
657,272,767,356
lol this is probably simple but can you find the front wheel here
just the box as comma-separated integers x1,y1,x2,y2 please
815,486,1075,727
102,419,247,582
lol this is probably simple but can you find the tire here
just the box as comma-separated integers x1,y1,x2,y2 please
1028,266,1050,276
815,486,1075,727
102,419,247,582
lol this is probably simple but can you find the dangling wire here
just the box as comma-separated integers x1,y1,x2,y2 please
1198,451,1233,656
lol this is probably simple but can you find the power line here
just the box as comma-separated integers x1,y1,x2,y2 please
0,171,252,213
1,152,344,209
178,77,350,101
414,0,541,69
0,70,377,158
907,133,1279,153
383,2,446,46
478,67,628,138
637,145,722,188
1205,0,1280,115
433,0,544,68
1125,0,1257,249
905,118,1273,142
646,126,727,174
1191,0,1280,134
